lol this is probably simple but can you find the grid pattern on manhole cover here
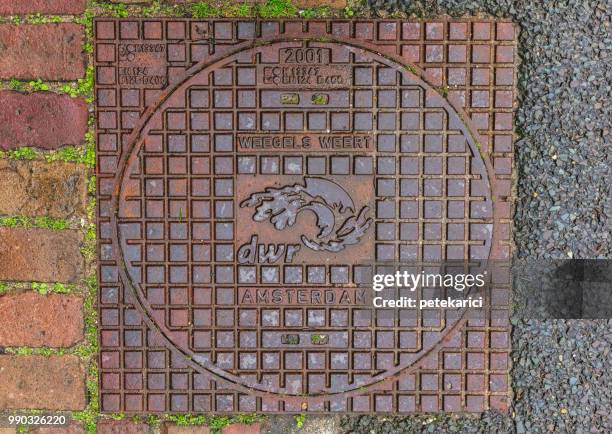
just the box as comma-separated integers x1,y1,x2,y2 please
95,19,515,414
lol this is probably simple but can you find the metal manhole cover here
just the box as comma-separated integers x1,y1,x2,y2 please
96,19,515,414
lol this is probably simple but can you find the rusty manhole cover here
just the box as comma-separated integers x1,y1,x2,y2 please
95,19,514,413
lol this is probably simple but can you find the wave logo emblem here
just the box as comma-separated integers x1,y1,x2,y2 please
240,177,372,252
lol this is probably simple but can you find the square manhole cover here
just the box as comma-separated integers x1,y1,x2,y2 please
95,19,515,414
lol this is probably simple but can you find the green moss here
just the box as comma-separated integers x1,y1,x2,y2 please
81,222,97,262
294,413,306,428
45,142,95,168
0,147,38,160
88,175,97,195
0,142,94,167
27,79,49,91
32,282,76,295
0,281,77,296
208,416,231,431
167,414,208,426
191,2,221,18
437,85,450,97
6,347,64,356
26,13,63,24
142,0,165,16
228,3,254,17
83,40,94,54
162,413,263,432
311,94,329,105
192,1,254,18
405,64,419,75
60,65,94,103
74,9,94,54
0,216,70,230
300,6,332,18
31,79,49,91
234,414,262,424
258,0,297,18
8,78,26,91
311,334,328,344
300,8,316,18
0,13,64,24
147,415,161,427
98,1,129,18
73,275,100,434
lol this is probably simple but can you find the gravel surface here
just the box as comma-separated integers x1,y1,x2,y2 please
340,1,612,433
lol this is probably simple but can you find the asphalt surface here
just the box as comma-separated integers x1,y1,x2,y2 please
338,0,611,432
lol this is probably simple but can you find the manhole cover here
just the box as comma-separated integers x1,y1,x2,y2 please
96,19,514,414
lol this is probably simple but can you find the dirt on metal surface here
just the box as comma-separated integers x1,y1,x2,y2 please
95,19,515,414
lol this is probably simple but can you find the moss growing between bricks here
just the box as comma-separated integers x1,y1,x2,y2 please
0,137,95,167
72,275,100,434
257,0,298,18
60,65,94,102
7,78,49,92
162,413,264,433
0,281,76,296
0,216,70,230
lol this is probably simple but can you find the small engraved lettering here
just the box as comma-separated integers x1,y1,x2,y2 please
118,43,165,61
280,48,329,64
238,288,368,305
237,134,371,151
258,64,351,88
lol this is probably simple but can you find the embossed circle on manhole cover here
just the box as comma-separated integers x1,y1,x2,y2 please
111,38,494,401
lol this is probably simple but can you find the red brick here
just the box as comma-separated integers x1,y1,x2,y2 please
0,24,85,80
0,227,83,283
0,292,83,347
0,160,89,219
0,0,85,15
164,425,209,434
221,424,261,434
0,355,85,410
0,91,88,150
29,422,85,434
96,420,148,434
